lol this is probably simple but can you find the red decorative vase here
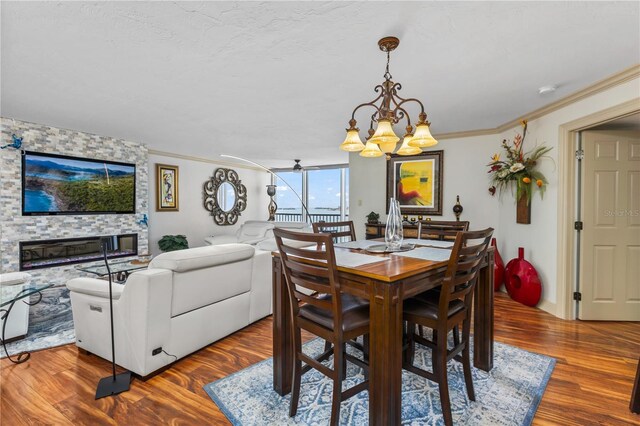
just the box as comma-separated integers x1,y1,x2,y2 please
491,238,505,292
505,247,542,307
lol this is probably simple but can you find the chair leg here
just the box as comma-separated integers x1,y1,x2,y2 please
341,343,347,380
461,318,475,401
453,325,460,347
404,322,416,366
436,328,453,426
289,330,302,418
330,342,344,426
324,340,331,352
363,334,370,380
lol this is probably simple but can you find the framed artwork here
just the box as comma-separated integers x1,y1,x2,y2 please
386,150,443,216
156,164,179,211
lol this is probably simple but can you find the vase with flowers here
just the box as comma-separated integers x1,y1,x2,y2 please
487,120,552,223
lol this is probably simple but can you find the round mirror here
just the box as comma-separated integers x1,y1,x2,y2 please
203,168,247,226
217,182,236,212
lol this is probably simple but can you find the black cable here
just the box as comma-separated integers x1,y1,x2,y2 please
162,349,177,361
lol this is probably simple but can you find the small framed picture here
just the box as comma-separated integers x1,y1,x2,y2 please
386,150,444,216
156,164,179,211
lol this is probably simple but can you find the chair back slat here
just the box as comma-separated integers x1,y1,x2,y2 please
274,228,346,335
418,220,469,241
438,228,493,316
312,221,356,246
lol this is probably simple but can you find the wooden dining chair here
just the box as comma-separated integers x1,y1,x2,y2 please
403,227,493,426
273,228,369,426
418,220,470,241
312,220,356,243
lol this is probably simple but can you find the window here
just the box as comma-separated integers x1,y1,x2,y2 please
271,165,349,223
273,171,303,221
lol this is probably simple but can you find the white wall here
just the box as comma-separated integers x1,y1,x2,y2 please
148,154,270,255
349,134,500,241
496,77,640,310
349,76,640,316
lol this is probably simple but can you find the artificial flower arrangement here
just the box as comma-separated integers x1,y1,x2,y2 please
487,120,552,203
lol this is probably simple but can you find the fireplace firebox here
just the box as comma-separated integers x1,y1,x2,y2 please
19,234,138,271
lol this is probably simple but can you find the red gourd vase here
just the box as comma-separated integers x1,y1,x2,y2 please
505,247,542,307
491,238,505,292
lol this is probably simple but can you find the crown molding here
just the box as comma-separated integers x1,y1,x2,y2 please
435,64,640,140
434,128,497,140
148,149,266,172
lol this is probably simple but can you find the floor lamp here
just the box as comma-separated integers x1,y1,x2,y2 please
95,237,131,399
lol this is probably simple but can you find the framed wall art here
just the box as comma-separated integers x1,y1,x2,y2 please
386,150,443,216
156,164,179,211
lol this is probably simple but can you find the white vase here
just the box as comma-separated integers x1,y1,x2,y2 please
385,198,404,250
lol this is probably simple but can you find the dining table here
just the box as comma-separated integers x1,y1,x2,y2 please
271,240,495,425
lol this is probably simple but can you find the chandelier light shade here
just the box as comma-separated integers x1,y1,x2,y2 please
396,126,421,156
369,119,400,146
409,113,438,148
339,120,366,152
360,140,384,157
339,36,438,159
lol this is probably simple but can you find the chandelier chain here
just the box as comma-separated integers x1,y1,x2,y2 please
384,51,392,81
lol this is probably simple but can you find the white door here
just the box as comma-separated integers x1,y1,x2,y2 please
579,130,640,320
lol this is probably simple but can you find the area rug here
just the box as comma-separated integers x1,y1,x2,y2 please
204,338,555,425
1,287,75,359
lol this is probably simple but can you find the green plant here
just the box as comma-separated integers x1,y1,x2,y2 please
487,120,553,203
158,235,189,252
366,211,380,223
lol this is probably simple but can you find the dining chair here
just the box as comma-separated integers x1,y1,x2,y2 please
402,227,493,426
312,220,356,243
417,220,470,241
273,228,370,426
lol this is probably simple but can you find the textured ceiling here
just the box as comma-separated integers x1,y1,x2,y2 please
2,1,639,167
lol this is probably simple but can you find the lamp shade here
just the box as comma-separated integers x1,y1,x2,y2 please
396,133,421,155
380,140,397,153
359,140,384,157
408,122,438,147
339,129,365,152
369,119,400,145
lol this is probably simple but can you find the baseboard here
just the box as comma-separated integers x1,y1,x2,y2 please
536,299,557,317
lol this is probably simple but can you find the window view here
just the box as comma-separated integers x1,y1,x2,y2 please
273,171,303,221
272,165,349,223
307,168,341,222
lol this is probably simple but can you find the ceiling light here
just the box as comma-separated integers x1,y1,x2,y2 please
340,36,437,158
538,85,557,95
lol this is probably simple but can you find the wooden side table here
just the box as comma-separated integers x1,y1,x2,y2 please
365,223,420,239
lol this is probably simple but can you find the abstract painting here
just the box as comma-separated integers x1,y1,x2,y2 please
386,150,443,215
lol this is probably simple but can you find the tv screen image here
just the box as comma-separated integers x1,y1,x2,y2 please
22,151,136,215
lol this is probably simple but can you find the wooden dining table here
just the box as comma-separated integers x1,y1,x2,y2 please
271,243,495,425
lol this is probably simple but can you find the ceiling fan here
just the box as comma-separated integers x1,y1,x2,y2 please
292,159,319,173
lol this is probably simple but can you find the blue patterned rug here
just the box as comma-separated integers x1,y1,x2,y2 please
204,338,555,425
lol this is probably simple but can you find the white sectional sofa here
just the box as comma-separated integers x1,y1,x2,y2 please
66,244,272,377
204,220,311,248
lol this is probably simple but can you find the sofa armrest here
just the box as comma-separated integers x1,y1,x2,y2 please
66,277,125,299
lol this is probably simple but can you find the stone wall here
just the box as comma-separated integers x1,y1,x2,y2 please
0,117,149,331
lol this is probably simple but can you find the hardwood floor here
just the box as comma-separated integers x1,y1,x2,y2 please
1,293,638,425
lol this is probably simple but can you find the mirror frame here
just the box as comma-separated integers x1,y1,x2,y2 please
203,168,247,225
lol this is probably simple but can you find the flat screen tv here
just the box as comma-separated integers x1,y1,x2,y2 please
22,151,136,215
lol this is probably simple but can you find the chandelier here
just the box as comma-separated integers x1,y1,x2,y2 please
339,36,438,158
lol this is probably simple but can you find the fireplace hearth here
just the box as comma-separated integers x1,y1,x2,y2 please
20,234,138,271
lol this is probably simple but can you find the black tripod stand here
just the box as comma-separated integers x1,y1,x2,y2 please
95,237,131,399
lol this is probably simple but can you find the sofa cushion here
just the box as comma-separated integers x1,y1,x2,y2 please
149,244,255,272
0,272,32,286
